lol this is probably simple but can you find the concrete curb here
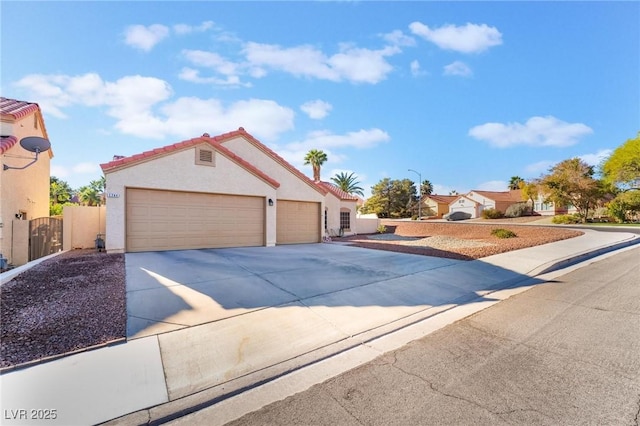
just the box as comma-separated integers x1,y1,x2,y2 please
528,233,640,276
0,250,68,286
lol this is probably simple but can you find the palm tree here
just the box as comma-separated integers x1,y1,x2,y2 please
420,179,433,197
304,149,328,181
331,172,364,197
509,176,525,190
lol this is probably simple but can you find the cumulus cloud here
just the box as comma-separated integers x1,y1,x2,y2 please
13,72,293,141
300,100,333,119
242,42,399,84
173,21,214,35
382,30,416,47
443,61,472,77
409,21,502,53
579,149,612,166
178,67,249,87
468,116,593,148
182,50,240,76
525,160,555,174
410,60,425,77
124,24,170,51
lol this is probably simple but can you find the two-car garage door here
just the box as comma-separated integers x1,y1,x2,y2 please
126,188,264,252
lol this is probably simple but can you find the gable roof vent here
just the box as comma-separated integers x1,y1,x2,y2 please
196,146,215,166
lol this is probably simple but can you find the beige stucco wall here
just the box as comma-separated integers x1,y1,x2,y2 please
223,136,326,235
423,199,446,217
104,145,278,253
0,115,51,266
63,205,106,250
323,193,358,236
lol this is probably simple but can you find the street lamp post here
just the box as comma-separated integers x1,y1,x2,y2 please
408,168,422,220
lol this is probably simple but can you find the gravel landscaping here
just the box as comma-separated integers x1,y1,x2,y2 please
1,250,126,370
0,221,582,370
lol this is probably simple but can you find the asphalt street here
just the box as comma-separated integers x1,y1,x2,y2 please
179,246,640,426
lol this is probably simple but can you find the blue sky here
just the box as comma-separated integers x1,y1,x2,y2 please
2,1,638,196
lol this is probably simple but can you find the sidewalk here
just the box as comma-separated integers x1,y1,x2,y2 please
1,229,638,426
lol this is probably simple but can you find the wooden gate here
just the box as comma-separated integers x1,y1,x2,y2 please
29,217,63,261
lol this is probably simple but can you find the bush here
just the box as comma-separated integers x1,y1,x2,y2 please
491,228,517,238
552,214,582,224
481,208,504,219
377,224,387,234
505,202,531,218
411,215,418,221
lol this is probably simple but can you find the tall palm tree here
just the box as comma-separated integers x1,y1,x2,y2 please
420,179,433,197
509,176,525,190
304,149,328,181
331,172,365,197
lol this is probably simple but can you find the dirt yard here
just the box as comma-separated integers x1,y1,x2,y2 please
0,221,582,370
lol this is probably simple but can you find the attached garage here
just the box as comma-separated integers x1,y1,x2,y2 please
126,188,265,252
276,200,320,244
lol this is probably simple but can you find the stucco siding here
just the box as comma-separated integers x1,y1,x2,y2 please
0,115,50,265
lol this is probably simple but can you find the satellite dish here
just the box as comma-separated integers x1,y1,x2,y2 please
20,136,51,153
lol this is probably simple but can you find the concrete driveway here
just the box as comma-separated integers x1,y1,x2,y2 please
125,243,525,339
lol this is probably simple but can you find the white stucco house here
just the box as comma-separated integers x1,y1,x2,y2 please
100,128,360,253
448,190,523,218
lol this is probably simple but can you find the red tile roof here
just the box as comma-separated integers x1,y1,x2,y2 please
0,136,19,155
471,190,523,203
0,97,41,120
317,181,359,201
219,127,327,196
424,194,458,204
100,134,280,189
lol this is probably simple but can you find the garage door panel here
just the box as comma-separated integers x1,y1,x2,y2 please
126,189,264,252
277,200,320,244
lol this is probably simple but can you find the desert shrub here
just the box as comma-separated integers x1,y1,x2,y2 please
505,202,531,218
377,224,387,234
552,214,581,224
482,208,504,219
491,228,517,238
411,215,418,221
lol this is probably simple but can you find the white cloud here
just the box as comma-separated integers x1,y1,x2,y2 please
410,60,425,77
382,30,416,47
173,21,214,35
300,100,332,119
124,24,170,51
72,162,100,174
432,184,464,196
409,21,503,53
14,72,293,141
182,50,240,76
468,116,593,148
443,61,472,77
286,128,390,151
580,149,612,166
50,164,69,178
178,67,250,87
242,42,398,84
525,160,555,175
476,180,508,191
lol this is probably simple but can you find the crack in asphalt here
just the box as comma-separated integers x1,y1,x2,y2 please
321,386,365,425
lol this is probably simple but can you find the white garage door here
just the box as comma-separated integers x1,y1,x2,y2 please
450,205,477,218
126,188,264,252
276,200,320,244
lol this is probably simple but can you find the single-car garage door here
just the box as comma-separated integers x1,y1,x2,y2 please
126,188,264,252
276,200,320,244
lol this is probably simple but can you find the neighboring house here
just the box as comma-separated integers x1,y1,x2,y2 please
422,194,458,218
317,181,359,236
100,128,366,253
448,190,523,218
530,194,578,216
0,97,53,266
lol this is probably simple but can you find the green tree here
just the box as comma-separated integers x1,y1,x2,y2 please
521,180,540,213
508,176,525,190
77,176,106,206
607,189,640,223
420,180,433,197
541,158,608,222
362,178,415,218
303,149,328,182
601,133,640,190
330,172,364,197
50,176,73,204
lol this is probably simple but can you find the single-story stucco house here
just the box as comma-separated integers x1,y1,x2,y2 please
421,194,458,218
448,190,523,218
100,128,358,253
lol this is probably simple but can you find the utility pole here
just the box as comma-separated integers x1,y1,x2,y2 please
408,169,422,220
